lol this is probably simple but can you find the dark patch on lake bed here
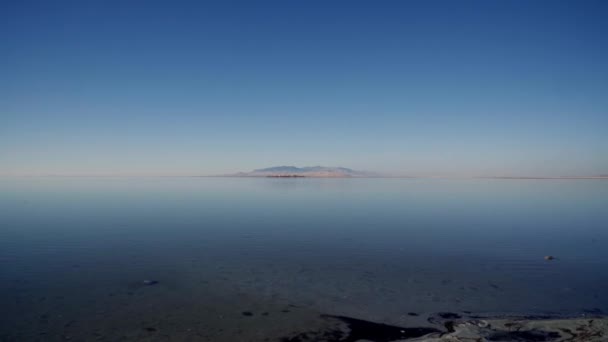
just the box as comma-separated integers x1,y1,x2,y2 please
437,312,461,319
487,329,561,341
281,314,441,342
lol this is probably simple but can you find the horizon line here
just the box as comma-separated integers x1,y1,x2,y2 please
1,174,607,180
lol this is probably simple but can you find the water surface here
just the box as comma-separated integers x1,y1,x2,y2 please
1,177,607,340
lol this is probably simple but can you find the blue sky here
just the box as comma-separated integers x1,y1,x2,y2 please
1,0,607,176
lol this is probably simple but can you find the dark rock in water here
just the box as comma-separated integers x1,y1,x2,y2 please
544,255,555,261
487,329,560,341
281,315,441,342
142,280,158,285
521,314,560,320
407,312,419,316
334,315,440,341
242,311,253,317
144,327,157,332
438,312,462,319
583,308,604,315
427,312,464,326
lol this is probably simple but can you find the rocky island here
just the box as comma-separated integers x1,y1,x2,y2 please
230,166,376,178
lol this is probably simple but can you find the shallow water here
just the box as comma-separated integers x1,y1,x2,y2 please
1,177,607,341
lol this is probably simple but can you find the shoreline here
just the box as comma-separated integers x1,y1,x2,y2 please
280,311,608,341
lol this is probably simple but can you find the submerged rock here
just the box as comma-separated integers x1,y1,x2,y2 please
545,256,555,261
142,280,158,285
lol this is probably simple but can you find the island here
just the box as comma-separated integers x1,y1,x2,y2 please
229,166,376,178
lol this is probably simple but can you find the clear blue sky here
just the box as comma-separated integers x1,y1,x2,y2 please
1,0,607,176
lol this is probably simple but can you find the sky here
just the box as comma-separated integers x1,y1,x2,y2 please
1,0,607,177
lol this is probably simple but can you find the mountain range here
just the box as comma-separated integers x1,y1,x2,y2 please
231,166,375,178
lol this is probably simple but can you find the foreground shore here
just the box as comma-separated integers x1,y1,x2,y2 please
280,313,608,341
422,316,608,341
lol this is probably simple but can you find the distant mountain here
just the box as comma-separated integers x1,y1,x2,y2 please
232,166,376,178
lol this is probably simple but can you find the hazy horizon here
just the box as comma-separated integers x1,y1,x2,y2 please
1,164,607,178
2,1,607,177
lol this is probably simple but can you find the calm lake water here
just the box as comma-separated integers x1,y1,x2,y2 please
1,177,607,341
